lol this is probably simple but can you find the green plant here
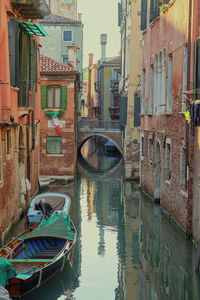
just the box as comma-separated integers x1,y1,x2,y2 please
160,4,167,12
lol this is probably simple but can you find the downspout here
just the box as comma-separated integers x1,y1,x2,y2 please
186,0,192,236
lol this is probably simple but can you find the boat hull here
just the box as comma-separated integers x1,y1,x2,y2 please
7,251,69,298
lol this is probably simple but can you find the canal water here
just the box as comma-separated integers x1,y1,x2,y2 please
7,152,200,299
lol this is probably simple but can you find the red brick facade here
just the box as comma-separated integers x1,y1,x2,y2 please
140,0,194,233
39,56,79,176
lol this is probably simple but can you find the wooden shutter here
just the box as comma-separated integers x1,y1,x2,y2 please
8,19,19,87
61,86,67,109
141,0,147,30
41,85,47,109
134,93,141,127
120,96,127,126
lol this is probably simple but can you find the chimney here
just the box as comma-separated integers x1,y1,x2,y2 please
88,53,94,68
78,13,82,22
67,44,79,69
100,34,107,63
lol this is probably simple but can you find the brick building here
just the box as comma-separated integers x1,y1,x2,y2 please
140,0,193,234
0,0,49,245
39,54,80,176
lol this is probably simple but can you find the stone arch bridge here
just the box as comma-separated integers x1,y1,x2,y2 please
78,119,124,155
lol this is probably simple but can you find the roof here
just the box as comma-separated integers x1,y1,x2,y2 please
40,55,77,74
40,14,82,25
102,56,121,65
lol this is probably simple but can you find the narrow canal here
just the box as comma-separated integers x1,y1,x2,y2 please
7,152,200,299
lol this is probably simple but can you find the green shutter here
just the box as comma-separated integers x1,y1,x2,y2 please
41,85,47,109
8,19,19,87
61,86,67,109
141,0,147,30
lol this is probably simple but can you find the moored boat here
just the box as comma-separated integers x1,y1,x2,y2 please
27,192,71,225
0,213,76,298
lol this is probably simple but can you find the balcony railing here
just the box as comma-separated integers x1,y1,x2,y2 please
11,0,50,19
109,107,120,120
110,80,119,91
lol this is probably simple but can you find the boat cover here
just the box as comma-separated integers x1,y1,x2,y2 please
18,213,74,241
35,195,66,211
0,257,16,287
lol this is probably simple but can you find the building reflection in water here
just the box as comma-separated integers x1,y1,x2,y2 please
139,192,199,300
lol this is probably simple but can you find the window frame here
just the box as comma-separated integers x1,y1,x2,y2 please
63,30,72,42
165,139,171,182
46,136,62,155
47,86,62,109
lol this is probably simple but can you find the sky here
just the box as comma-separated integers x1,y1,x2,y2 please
77,0,121,68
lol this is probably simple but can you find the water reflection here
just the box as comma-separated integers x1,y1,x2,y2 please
5,151,200,299
139,193,198,300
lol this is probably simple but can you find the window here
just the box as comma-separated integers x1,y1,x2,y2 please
6,130,12,155
180,147,187,191
141,0,147,30
8,19,37,106
63,57,68,65
141,69,146,114
41,85,67,109
167,55,172,113
63,31,72,42
148,137,152,161
149,65,153,114
47,87,61,108
150,0,160,23
141,134,144,157
165,140,171,181
46,137,62,154
161,49,166,113
154,55,158,113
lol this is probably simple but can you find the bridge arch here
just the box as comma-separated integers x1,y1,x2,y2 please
78,133,123,157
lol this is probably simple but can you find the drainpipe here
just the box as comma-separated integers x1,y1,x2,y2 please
186,0,192,236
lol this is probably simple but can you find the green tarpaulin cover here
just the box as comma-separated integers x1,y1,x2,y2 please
0,257,16,287
18,213,74,241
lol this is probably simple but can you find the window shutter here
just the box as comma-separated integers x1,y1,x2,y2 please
41,85,47,109
134,93,141,127
61,86,67,109
141,0,147,30
8,19,19,87
120,96,127,126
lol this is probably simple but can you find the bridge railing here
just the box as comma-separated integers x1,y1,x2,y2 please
78,119,121,131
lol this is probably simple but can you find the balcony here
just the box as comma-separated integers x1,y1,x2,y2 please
93,106,101,119
94,82,101,94
109,107,120,120
11,0,50,19
110,80,119,92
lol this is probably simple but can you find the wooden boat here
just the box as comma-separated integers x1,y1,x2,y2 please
27,192,71,225
0,213,76,298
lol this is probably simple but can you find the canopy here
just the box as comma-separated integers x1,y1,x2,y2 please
0,257,16,287
16,19,48,37
18,213,74,241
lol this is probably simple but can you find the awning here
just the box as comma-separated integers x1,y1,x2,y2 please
16,19,48,37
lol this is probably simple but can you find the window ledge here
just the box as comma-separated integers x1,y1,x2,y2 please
46,154,64,157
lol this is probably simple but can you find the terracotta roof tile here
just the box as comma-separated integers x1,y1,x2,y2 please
40,54,77,74
102,56,121,65
40,14,82,25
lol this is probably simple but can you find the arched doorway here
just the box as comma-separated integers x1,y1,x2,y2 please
154,141,161,202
